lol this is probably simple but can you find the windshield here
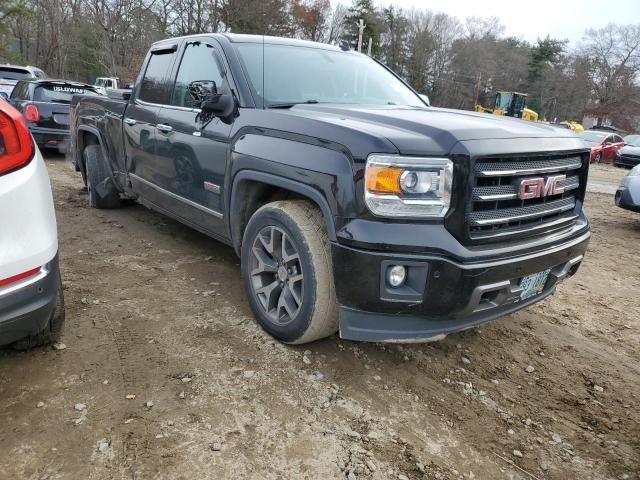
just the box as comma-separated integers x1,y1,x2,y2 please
235,43,424,108
579,131,607,143
495,92,513,110
0,67,31,81
35,84,100,104
95,78,114,88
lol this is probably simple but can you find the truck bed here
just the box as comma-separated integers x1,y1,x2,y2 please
69,92,130,184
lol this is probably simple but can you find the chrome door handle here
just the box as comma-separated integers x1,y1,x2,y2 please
124,117,136,126
156,124,173,133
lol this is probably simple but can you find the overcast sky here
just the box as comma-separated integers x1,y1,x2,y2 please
368,0,640,46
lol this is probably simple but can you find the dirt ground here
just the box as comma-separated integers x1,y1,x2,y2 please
0,157,638,480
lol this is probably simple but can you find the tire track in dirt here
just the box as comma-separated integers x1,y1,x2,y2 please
102,307,174,479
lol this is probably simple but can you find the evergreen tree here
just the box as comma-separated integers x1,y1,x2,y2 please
0,0,29,60
342,0,378,53
528,36,566,114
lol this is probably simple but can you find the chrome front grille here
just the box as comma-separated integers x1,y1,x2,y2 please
473,157,582,177
472,175,579,201
467,153,585,241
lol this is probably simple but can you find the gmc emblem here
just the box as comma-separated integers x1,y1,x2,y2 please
518,175,566,200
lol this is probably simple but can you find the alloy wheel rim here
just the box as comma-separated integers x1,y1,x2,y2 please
250,225,304,326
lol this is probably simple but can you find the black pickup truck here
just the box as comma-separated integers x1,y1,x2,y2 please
69,34,590,344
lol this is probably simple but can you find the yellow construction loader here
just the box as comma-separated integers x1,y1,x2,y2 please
559,120,584,134
475,91,539,121
475,91,584,133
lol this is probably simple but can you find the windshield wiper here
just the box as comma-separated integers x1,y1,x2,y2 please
267,100,319,109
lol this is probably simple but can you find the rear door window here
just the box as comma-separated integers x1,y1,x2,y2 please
34,84,100,104
138,50,176,104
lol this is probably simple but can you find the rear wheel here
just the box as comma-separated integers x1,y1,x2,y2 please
241,200,338,344
12,280,65,350
84,144,121,209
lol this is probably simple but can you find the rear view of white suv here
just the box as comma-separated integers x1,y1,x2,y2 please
0,64,47,97
0,99,64,349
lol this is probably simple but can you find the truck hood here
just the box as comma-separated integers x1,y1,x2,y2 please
283,104,579,156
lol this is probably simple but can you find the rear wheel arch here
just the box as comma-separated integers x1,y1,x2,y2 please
84,144,121,209
76,127,102,182
229,171,337,256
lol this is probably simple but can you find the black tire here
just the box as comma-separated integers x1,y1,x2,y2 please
594,152,601,164
84,144,121,209
12,280,65,350
241,200,338,344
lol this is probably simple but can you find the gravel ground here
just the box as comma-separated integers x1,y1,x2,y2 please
587,164,629,195
0,158,638,480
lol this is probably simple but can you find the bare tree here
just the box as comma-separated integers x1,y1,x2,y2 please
580,24,640,108
464,16,505,40
2,0,636,131
325,3,347,44
292,0,331,42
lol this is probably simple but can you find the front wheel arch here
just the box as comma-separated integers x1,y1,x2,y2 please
229,171,337,256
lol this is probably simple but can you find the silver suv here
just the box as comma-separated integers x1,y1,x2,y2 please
0,64,47,98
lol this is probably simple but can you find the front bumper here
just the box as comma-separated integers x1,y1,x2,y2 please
615,176,640,212
333,230,590,342
30,126,70,153
0,254,60,346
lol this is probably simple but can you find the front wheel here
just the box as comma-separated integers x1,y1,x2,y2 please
594,152,602,164
240,200,338,344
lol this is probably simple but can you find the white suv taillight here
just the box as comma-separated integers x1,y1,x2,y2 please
0,101,33,176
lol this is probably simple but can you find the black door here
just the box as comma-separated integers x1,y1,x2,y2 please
154,40,234,235
126,45,176,192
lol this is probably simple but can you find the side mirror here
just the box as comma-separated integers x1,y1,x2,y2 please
189,80,237,122
419,94,431,107
107,89,131,101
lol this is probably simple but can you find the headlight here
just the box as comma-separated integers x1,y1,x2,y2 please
629,165,640,176
364,155,453,218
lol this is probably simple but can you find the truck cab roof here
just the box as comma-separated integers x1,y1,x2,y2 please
150,33,343,52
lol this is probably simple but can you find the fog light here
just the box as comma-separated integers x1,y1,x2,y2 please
387,265,406,288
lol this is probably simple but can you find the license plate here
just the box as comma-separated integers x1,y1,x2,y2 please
519,269,551,300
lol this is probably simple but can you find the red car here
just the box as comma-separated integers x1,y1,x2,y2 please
579,130,625,164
